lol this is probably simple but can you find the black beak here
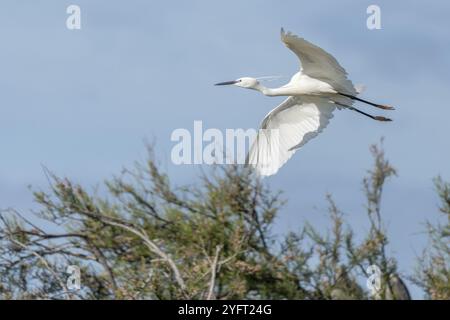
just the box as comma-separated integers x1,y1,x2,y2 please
214,80,238,86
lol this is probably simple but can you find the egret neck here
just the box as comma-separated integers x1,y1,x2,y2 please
252,82,290,97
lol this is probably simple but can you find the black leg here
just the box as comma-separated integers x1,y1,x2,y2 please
333,102,392,122
338,92,395,110
348,106,392,121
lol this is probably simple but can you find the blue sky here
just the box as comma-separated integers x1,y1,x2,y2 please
1,1,449,298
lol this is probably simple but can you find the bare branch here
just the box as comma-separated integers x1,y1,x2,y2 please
206,245,222,300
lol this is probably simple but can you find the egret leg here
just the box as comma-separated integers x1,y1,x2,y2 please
338,92,395,110
333,102,392,122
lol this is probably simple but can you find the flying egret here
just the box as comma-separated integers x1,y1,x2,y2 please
216,29,394,176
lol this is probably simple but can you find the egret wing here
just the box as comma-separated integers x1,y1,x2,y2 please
281,29,356,95
246,96,335,176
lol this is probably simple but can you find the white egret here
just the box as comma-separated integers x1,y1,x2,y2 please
216,29,394,176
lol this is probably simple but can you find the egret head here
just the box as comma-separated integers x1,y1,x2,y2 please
215,77,259,89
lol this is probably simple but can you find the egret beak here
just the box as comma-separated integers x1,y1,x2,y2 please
215,80,238,86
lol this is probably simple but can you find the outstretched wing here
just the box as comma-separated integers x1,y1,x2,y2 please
281,28,356,95
246,96,335,177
